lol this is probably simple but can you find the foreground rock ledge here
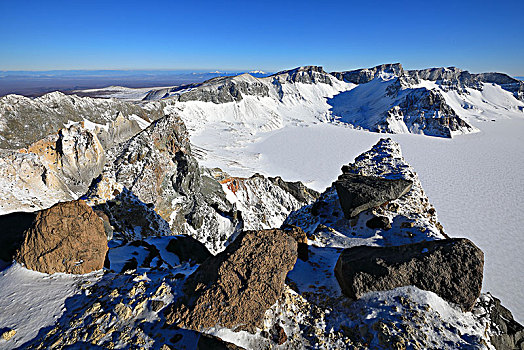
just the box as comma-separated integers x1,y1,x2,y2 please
164,229,298,333
15,200,108,274
334,238,483,311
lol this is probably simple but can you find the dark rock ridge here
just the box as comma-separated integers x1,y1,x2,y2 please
271,65,334,85
382,88,474,137
15,200,108,274
334,172,413,218
268,175,320,204
334,238,484,311
164,229,297,333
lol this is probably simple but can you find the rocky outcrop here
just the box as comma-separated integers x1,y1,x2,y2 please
166,235,212,264
164,229,297,333
0,91,162,149
22,123,106,195
331,63,405,84
103,113,241,253
217,172,317,233
334,172,413,218
474,293,524,350
144,75,270,103
334,238,484,311
15,200,108,274
382,88,476,137
272,66,334,85
285,138,447,248
268,175,320,204
86,180,172,241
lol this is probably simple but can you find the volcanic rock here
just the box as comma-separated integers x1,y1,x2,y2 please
166,235,213,264
15,200,108,274
164,229,297,333
334,238,483,311
334,172,413,218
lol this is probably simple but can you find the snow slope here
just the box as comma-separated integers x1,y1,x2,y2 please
0,263,102,349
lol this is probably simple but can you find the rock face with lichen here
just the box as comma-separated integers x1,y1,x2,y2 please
15,200,108,274
334,238,484,311
164,229,297,333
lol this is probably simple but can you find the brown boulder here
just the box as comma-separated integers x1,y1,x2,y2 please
15,200,108,274
164,229,297,333
334,238,484,311
281,224,309,261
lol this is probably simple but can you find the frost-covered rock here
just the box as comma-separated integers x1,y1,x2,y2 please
218,172,318,232
473,293,524,349
102,113,242,253
285,138,447,248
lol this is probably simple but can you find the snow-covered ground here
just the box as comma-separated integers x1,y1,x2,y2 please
0,263,102,348
192,117,524,323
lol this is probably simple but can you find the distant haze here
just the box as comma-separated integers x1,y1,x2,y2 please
0,70,271,97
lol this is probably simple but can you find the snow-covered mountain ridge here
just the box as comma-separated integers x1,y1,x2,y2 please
137,63,524,139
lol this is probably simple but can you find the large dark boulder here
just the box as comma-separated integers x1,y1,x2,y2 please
334,173,412,218
14,200,108,274
334,238,483,311
164,229,297,333
166,235,213,264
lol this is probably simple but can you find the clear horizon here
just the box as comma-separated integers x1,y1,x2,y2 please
1,0,523,75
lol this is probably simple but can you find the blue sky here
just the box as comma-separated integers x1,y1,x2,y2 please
1,0,523,75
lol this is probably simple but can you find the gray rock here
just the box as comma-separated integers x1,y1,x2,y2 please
334,173,413,218
268,175,320,204
0,91,163,149
475,294,524,350
334,238,484,311
272,66,334,85
331,63,405,84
